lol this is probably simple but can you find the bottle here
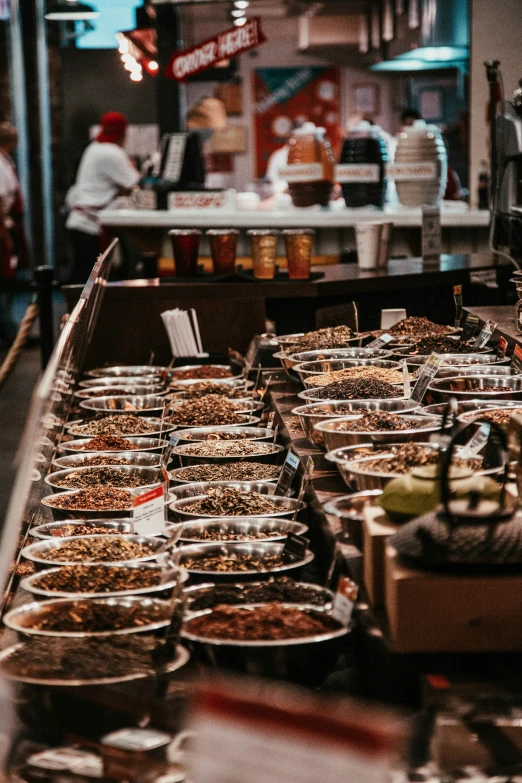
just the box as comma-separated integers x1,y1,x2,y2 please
477,160,489,210
286,122,335,208
339,121,388,208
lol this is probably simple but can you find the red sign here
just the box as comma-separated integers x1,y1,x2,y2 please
165,18,266,82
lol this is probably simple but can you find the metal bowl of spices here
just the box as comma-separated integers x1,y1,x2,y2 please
171,364,234,381
79,376,163,389
45,465,163,491
174,542,314,582
20,562,186,600
169,485,306,522
457,406,522,428
79,396,169,415
174,426,274,443
30,520,134,539
170,462,282,485
427,376,522,403
67,416,176,438
177,518,308,544
314,413,445,451
75,386,171,400
184,579,334,611
22,534,165,569
52,451,168,470
168,397,262,428
86,365,169,378
173,441,285,466
292,399,420,447
41,487,160,519
3,596,173,638
274,347,393,382
170,376,252,392
432,365,521,380
181,602,347,685
297,382,409,403
419,400,522,418
323,491,382,549
293,358,401,387
404,351,506,370
58,436,171,454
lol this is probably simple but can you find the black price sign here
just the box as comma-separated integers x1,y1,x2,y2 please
366,333,394,349
454,284,463,329
282,532,309,563
275,451,300,496
410,353,443,402
460,313,480,343
511,344,522,374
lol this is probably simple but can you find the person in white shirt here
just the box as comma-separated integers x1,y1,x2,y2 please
66,111,140,283
0,121,29,345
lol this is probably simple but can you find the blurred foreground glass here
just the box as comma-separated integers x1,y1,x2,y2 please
207,229,239,276
169,229,201,278
282,229,315,279
247,230,279,280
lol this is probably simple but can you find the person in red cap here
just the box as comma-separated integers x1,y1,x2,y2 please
66,111,140,282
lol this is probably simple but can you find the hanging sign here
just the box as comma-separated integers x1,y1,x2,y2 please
165,18,266,82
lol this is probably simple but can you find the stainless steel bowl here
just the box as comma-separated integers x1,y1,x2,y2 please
292,399,420,448
171,365,234,381
177,518,308,544
75,386,170,400
30,520,134,539
3,596,172,637
174,426,274,443
275,331,360,350
170,377,251,391
41,487,162,520
184,580,334,610
22,534,164,568
427,375,522,402
20,561,185,600
173,442,285,467
67,418,176,438
86,365,168,378
45,465,163,491
181,602,347,685
171,415,260,431
404,351,506,369
58,437,170,454
169,485,306,522
433,365,521,379
169,400,264,422
419,400,522,417
314,414,444,451
174,542,313,580
79,396,169,415
298,386,409,402
170,464,281,485
52,451,167,469
457,406,522,427
291,347,394,364
79,376,163,389
323,491,383,549
294,358,401,387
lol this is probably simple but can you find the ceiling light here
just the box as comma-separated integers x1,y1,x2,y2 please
231,9,245,17
234,0,249,7
148,60,159,71
233,16,247,26
130,71,143,82
45,0,99,21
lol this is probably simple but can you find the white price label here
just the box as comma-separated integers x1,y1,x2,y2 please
332,576,358,625
168,191,231,210
386,162,437,181
335,163,380,183
132,484,166,536
278,163,323,183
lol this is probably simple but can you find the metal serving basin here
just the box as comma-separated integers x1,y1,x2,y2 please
169,464,281,485
323,491,383,549
67,417,177,438
403,351,506,369
22,534,164,568
79,396,169,415
298,386,409,402
173,426,274,443
52,451,168,470
173,442,285,467
176,518,308,544
79,376,163,389
58,437,170,455
30,520,135,539
41,487,164,520
170,365,234,381
294,358,401,387
45,465,162,491
75,385,170,400
427,375,522,403
169,485,305,522
314,414,444,451
174,542,314,581
86,365,169,378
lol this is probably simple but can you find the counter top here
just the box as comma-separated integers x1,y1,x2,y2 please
100,203,490,229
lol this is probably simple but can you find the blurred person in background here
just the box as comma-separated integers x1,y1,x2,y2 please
66,111,140,284
400,107,421,129
0,122,29,348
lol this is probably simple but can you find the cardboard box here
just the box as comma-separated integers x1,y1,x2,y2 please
363,506,399,609
385,546,522,653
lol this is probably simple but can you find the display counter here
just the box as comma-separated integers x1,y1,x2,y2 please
64,254,510,364
100,202,491,260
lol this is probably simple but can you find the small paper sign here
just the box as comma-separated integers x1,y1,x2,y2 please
459,422,491,459
497,336,508,360
410,353,443,402
366,333,394,349
386,161,437,181
282,532,309,563
334,163,380,183
454,284,463,328
460,313,480,343
274,451,300,497
332,576,358,625
402,361,411,398
472,320,497,349
278,163,323,183
267,411,276,429
422,206,442,260
511,344,522,374
133,485,166,536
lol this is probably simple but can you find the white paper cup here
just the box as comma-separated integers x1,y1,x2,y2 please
355,222,392,270
381,308,407,330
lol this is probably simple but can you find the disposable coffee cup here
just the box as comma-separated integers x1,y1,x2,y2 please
378,221,393,268
355,222,393,269
381,308,407,330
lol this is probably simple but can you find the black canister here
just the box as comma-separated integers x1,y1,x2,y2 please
339,123,388,209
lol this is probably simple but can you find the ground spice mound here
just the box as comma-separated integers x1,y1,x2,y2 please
312,378,402,400
72,435,137,451
306,366,405,387
66,455,132,466
185,603,341,641
48,487,134,510
19,600,168,633
175,462,280,483
33,564,161,593
172,366,233,380
54,468,151,490
337,410,421,432
34,537,154,563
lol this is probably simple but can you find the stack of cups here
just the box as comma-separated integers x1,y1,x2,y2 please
355,222,393,270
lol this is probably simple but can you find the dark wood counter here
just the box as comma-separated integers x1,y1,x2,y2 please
465,305,521,351
64,254,511,367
